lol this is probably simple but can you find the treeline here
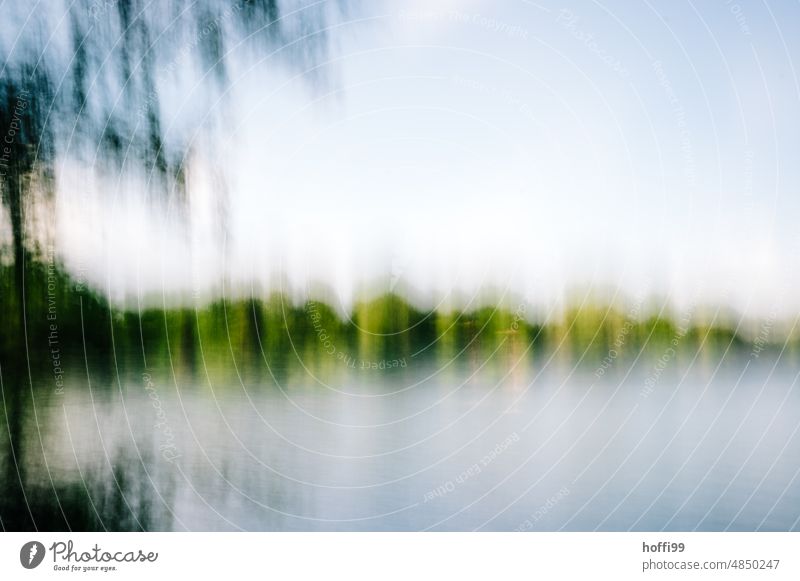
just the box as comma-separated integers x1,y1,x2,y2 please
2,259,787,388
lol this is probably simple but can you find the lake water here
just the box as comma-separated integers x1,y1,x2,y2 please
2,346,798,532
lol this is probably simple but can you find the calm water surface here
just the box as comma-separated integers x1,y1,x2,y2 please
2,351,799,531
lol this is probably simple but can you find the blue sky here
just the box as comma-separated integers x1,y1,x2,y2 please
6,0,796,320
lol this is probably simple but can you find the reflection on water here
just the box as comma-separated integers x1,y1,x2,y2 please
2,346,799,531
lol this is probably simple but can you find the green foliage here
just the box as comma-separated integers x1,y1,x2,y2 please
0,260,781,385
